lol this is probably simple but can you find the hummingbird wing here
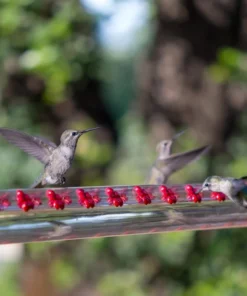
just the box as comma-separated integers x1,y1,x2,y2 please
233,189,247,208
156,145,211,175
0,128,57,164
241,176,247,183
32,135,57,149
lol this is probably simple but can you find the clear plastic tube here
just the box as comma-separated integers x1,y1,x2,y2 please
0,184,246,244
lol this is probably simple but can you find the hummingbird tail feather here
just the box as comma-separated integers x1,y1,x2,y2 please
242,200,247,208
30,174,43,188
32,181,43,188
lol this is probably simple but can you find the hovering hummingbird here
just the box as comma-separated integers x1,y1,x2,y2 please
146,130,210,184
198,175,247,208
0,127,100,188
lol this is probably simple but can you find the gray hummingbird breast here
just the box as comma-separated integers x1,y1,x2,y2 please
57,157,71,173
149,167,165,184
47,148,73,177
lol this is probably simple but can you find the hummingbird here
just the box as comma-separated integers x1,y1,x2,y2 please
146,130,211,184
198,175,247,208
0,127,100,188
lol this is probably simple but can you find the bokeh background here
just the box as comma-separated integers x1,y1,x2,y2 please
1,0,247,295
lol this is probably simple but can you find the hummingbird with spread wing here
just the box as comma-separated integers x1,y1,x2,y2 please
146,130,211,184
198,175,247,208
0,127,100,188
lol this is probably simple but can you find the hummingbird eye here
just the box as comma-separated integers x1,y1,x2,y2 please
204,183,209,187
71,132,77,136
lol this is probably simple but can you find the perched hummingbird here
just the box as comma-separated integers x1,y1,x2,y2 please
198,175,247,208
0,127,100,188
146,130,210,184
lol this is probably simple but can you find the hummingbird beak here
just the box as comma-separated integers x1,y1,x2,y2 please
196,185,209,194
172,129,186,141
196,187,203,194
79,127,101,135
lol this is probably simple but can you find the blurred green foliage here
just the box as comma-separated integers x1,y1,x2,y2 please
0,263,19,296
0,0,99,103
209,47,247,84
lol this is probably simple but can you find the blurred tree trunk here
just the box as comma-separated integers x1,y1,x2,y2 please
139,0,247,152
